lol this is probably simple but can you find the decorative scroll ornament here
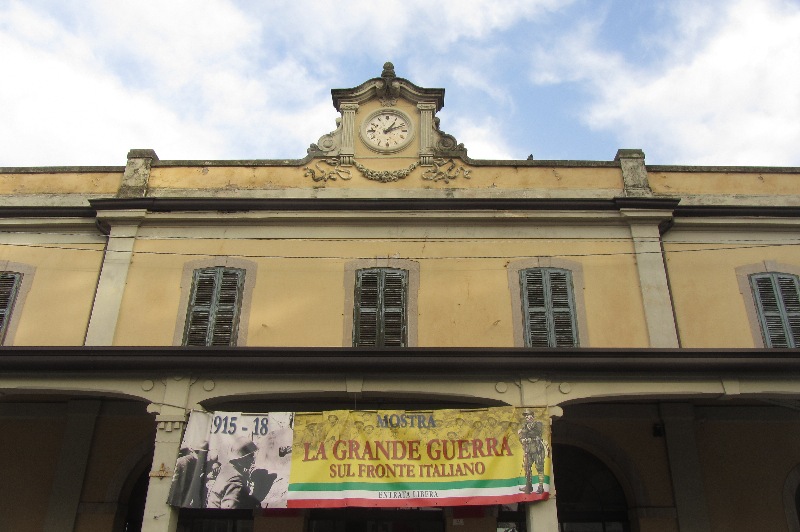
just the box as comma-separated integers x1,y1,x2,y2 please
304,158,352,182
432,117,468,158
421,158,471,184
354,161,420,183
377,62,401,107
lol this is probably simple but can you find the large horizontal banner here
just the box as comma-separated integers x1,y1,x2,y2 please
168,406,551,510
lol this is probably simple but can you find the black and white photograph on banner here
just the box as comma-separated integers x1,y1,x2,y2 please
167,411,294,509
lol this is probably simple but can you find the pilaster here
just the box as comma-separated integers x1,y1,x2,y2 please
616,149,652,197
44,400,101,532
525,406,562,532
620,209,679,347
418,102,436,165
85,209,147,345
526,497,559,532
339,103,358,165
118,149,158,198
660,403,711,532
141,377,193,532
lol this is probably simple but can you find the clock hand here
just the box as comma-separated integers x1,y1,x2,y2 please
384,123,405,133
383,118,398,133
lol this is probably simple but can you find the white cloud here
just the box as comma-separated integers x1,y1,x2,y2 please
0,4,224,165
449,117,517,160
0,0,574,166
531,0,800,165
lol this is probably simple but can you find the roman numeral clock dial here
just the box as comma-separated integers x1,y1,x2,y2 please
360,110,414,153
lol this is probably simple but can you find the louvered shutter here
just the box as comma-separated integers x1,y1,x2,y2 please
381,270,407,347
354,268,407,347
184,267,244,346
751,273,800,348
355,270,380,346
0,272,22,343
521,268,578,348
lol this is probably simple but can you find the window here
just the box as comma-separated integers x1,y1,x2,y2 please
183,267,245,346
520,268,578,347
0,272,22,344
750,272,800,348
353,268,407,347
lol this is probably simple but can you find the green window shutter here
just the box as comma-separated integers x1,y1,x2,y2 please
751,273,800,348
0,272,22,344
184,267,244,347
521,268,578,348
354,268,407,347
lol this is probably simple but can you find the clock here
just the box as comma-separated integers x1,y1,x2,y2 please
360,109,414,153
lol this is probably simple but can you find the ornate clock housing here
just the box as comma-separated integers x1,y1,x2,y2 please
360,109,414,153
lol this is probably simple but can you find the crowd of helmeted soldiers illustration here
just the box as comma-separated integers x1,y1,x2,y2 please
168,413,293,509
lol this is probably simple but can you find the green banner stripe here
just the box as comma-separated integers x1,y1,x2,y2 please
289,475,551,492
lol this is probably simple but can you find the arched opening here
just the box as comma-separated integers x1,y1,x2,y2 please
553,444,630,531
122,470,149,532
498,444,630,531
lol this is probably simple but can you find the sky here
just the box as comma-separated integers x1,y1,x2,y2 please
1,0,799,168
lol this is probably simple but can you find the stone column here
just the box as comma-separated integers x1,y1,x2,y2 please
44,400,101,531
660,403,711,532
620,209,680,348
85,209,147,346
339,103,358,165
418,102,436,166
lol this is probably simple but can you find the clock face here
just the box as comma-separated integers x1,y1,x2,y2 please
361,110,413,152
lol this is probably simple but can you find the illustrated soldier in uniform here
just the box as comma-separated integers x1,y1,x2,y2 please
518,409,547,494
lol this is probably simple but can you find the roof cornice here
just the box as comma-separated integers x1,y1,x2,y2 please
1,346,799,375
88,197,681,213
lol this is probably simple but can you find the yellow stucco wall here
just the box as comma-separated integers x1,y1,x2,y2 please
0,416,67,532
112,231,648,348
0,242,105,346
697,419,800,532
664,229,800,348
650,171,800,197
0,172,121,195
148,162,623,194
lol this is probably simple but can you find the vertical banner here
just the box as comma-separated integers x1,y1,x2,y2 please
168,406,551,509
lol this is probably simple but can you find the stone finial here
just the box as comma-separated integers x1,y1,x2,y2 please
378,62,400,106
381,62,396,79
615,148,652,197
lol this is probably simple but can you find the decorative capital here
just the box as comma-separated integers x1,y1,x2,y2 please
340,103,359,112
417,102,437,111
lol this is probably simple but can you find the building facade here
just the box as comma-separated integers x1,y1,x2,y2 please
1,63,800,532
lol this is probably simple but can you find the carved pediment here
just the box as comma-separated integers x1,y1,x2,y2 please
309,62,467,170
